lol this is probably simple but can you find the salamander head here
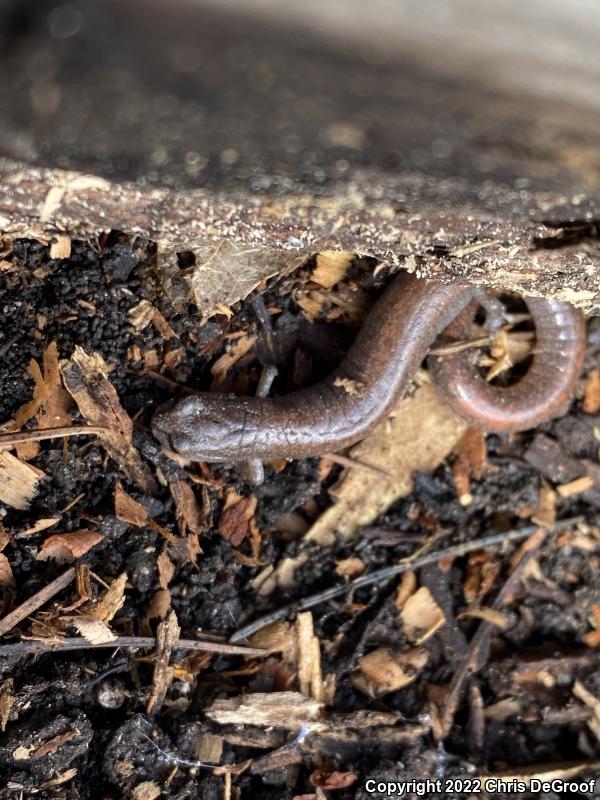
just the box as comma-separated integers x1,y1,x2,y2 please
152,393,244,462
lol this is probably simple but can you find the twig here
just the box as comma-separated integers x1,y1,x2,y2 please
429,335,491,356
229,517,582,642
322,452,393,480
0,568,76,637
439,527,548,738
0,425,108,450
0,636,266,658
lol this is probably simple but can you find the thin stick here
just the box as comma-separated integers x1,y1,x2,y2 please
0,426,108,449
0,636,266,658
440,527,548,738
229,517,582,643
323,452,393,480
429,335,491,356
0,568,76,637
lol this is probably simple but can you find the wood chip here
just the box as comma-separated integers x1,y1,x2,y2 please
399,587,446,644
0,679,14,732
146,609,180,716
296,612,323,702
352,647,428,697
49,233,71,259
557,476,594,497
195,734,223,765
573,681,600,743
60,348,155,493
132,782,162,800
205,691,323,731
583,369,600,414
0,554,15,588
14,517,61,539
128,300,155,331
0,451,41,509
36,529,102,563
70,617,117,644
306,383,467,544
311,251,353,288
152,309,178,341
531,483,557,527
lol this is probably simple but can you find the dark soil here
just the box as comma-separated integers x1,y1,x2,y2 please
1,236,600,799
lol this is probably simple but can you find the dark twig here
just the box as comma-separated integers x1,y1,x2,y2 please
0,425,108,450
0,568,76,637
0,636,266,658
439,527,548,738
229,517,582,643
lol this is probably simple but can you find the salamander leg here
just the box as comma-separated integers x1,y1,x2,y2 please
239,458,265,485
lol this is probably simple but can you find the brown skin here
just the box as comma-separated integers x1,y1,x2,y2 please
152,272,586,468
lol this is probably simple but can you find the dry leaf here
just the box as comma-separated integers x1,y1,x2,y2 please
583,369,600,414
71,617,116,644
60,348,155,493
335,557,365,580
463,552,501,602
37,529,102,563
115,483,173,541
141,589,172,635
309,769,358,791
306,384,467,544
0,451,42,509
312,251,353,289
353,647,428,697
451,427,487,506
85,572,127,622
169,479,204,538
188,240,303,321
211,334,257,386
400,587,446,644
157,547,175,589
218,491,257,547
